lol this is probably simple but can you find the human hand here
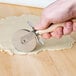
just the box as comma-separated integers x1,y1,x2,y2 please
35,0,76,39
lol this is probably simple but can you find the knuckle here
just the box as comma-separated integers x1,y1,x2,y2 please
42,9,50,19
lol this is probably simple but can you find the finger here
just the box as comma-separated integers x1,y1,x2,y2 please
34,18,50,30
73,20,76,32
63,21,73,35
41,33,51,39
51,26,63,39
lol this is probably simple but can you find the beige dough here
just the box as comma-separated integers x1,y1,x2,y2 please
0,15,75,55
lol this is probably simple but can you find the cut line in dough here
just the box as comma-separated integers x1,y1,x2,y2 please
0,15,75,55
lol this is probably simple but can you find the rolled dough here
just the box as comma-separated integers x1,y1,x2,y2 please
0,15,75,55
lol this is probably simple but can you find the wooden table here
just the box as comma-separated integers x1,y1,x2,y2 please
0,3,76,76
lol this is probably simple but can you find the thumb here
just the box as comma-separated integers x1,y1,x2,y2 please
34,18,50,30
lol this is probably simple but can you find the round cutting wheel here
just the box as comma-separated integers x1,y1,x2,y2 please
12,29,37,52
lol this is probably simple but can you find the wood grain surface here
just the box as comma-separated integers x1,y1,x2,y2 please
0,3,76,76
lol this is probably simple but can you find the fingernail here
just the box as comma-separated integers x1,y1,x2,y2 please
65,21,73,28
66,24,72,28
63,28,72,35
42,33,51,39
73,23,76,32
51,27,63,39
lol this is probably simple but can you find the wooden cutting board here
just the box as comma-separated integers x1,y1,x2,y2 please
0,3,76,76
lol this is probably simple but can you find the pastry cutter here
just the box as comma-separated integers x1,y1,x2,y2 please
12,19,76,53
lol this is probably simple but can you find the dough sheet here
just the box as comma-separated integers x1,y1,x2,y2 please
0,15,75,55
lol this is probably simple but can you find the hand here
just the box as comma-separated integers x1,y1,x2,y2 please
35,0,76,39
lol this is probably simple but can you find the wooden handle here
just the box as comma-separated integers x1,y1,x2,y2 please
36,19,76,34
